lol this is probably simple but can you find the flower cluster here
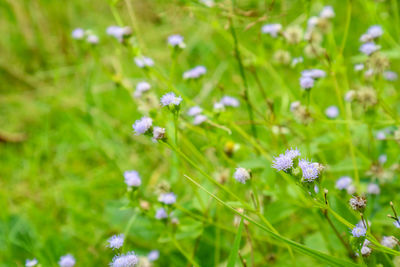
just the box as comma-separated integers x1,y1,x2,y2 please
110,252,138,267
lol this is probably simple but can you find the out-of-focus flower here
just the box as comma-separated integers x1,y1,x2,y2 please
300,76,314,89
107,234,125,250
183,66,206,79
152,127,166,141
58,254,76,267
360,42,380,55
72,28,85,39
193,114,207,125
168,34,185,48
148,250,160,262
376,131,386,140
351,225,366,237
325,105,339,119
159,192,176,205
220,96,240,107
87,34,99,44
354,64,364,71
320,6,335,19
134,82,151,98
134,56,154,68
367,183,380,195
160,92,182,106
384,71,398,81
25,259,38,267
336,176,353,190
187,106,203,116
155,207,168,219
124,170,141,187
301,69,326,79
381,236,398,249
261,23,282,37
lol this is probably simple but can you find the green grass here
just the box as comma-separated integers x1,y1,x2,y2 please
1,0,400,266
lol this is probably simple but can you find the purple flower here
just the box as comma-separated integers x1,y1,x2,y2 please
87,35,99,44
124,170,141,187
351,225,366,237
148,250,160,261
160,92,182,106
220,96,240,107
107,234,124,250
193,114,207,125
272,153,294,172
325,105,339,119
159,192,176,205
367,25,383,39
299,160,319,181
132,117,152,135
367,184,380,195
335,176,353,190
301,69,326,79
233,167,250,184
360,42,379,55
319,6,335,19
25,259,38,267
58,254,75,267
393,220,400,229
261,24,282,37
109,251,138,267
384,71,398,81
72,28,85,39
134,81,151,98
187,106,203,116
299,76,314,89
183,66,207,79
134,56,154,68
155,208,168,219
168,34,184,47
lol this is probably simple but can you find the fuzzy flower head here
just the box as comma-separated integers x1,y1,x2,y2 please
351,225,367,238
187,106,203,116
152,127,166,141
58,254,76,267
132,117,152,135
124,170,141,187
193,114,207,125
261,23,282,37
233,167,251,184
350,196,367,211
134,56,154,68
220,96,240,107
354,64,364,72
25,259,38,267
301,69,326,79
110,251,138,267
360,42,380,55
87,34,99,45
72,28,85,40
159,192,176,205
107,26,131,41
299,76,314,89
361,246,372,256
393,220,400,229
299,159,319,182
147,250,160,262
155,207,168,220
272,154,294,172
335,176,353,190
160,92,182,107
325,105,339,119
183,66,207,79
168,34,185,48
134,82,151,98
107,234,124,250
367,25,383,39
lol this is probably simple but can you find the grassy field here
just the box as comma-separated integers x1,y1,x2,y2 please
1,0,400,266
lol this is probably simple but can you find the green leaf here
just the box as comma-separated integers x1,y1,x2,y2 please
227,217,244,267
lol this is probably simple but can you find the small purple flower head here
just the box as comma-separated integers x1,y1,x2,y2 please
325,105,339,119
299,160,319,181
58,254,76,267
393,220,400,229
155,207,168,219
367,184,380,195
25,259,38,267
160,92,182,106
367,25,383,39
378,154,387,164
291,57,303,66
132,117,152,135
168,34,184,47
134,82,151,98
72,28,85,40
335,176,353,190
272,153,294,172
109,251,138,267
261,23,282,37
124,170,141,187
376,131,386,140
106,26,130,40
147,250,160,262
107,234,125,250
193,114,207,125
213,102,224,111
319,6,335,19
351,225,367,237
134,56,154,68
299,76,314,89
381,236,398,248
301,69,326,79
233,167,250,184
187,106,203,116
183,66,207,79
360,42,380,55
159,192,176,205
384,71,398,81
285,148,301,159
220,96,240,107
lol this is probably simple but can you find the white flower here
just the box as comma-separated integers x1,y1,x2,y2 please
381,236,398,249
320,6,335,19
193,114,207,125
152,127,166,140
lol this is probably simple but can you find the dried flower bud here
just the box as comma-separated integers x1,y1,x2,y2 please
350,196,367,211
